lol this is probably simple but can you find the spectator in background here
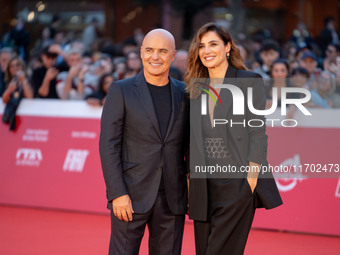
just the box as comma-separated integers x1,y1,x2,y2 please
31,46,59,98
112,57,127,81
95,54,113,77
323,54,340,108
327,54,340,92
295,43,312,62
320,16,339,56
75,54,112,96
249,32,267,65
288,59,300,73
49,43,69,69
283,42,298,63
56,49,90,100
120,29,144,56
238,44,252,69
49,15,61,40
82,52,93,66
266,59,304,119
310,71,336,108
52,31,69,66
58,40,86,70
65,40,86,55
291,22,313,48
289,67,315,109
9,17,30,62
33,27,54,56
254,39,281,81
2,56,33,103
133,28,145,47
265,59,290,108
1,23,12,48
172,49,188,80
122,39,138,56
53,31,66,46
31,32,67,71
169,65,182,80
82,18,99,53
122,28,145,49
86,73,113,106
124,50,142,78
291,67,310,89
0,48,15,96
323,43,340,72
300,51,321,90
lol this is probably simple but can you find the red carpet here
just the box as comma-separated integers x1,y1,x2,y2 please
0,205,339,255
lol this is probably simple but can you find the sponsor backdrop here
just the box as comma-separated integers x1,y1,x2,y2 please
1,100,340,236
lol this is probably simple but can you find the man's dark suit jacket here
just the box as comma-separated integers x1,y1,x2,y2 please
99,72,189,215
189,65,283,221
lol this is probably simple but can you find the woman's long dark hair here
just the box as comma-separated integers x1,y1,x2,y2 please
184,22,247,98
266,58,290,99
98,73,113,94
5,56,26,82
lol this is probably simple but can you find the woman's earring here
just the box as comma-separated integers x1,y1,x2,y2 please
226,51,230,59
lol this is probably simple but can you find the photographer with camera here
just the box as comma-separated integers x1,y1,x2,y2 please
31,45,60,99
2,56,33,103
0,48,15,97
56,48,96,100
2,56,33,130
56,48,82,99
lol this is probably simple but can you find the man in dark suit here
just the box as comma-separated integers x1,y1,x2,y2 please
99,29,189,255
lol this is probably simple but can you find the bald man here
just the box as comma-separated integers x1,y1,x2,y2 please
99,29,189,255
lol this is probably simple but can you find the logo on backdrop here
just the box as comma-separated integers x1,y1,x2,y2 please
63,149,89,172
16,148,43,167
336,179,340,198
275,154,306,192
71,131,97,139
22,129,49,142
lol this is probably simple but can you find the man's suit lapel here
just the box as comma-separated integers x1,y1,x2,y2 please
134,72,162,141
163,77,183,142
191,97,205,160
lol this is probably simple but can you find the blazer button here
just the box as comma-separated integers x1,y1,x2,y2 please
237,136,242,141
158,166,162,170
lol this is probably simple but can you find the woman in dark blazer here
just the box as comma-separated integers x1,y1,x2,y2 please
185,23,283,255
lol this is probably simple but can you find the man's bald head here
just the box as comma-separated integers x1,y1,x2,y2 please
140,29,177,85
142,29,176,51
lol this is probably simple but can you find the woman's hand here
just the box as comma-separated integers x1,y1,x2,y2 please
68,64,81,78
79,64,89,77
8,80,18,92
45,67,59,81
247,177,258,193
247,161,260,193
16,70,26,83
2,80,18,103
